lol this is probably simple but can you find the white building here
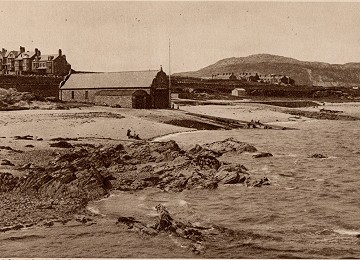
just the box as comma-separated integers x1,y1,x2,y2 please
231,88,246,97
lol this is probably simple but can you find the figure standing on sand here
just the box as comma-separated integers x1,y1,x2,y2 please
126,128,141,140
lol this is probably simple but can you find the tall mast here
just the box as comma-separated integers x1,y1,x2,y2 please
168,38,171,108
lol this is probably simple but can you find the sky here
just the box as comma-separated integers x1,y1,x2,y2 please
1,1,360,73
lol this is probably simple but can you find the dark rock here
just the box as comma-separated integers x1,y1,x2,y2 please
1,159,14,166
216,164,248,184
155,204,174,231
75,215,93,224
49,141,74,148
202,179,218,189
125,140,183,163
0,145,23,153
50,137,79,142
192,155,220,170
0,145,15,151
141,226,158,236
310,153,328,159
247,177,271,187
60,172,77,184
188,144,222,157
114,143,124,151
253,152,273,158
201,137,257,154
117,216,141,229
216,171,239,184
14,135,33,140
25,144,35,148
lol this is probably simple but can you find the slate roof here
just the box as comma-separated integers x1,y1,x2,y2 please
36,54,60,62
5,50,19,58
60,70,159,90
15,51,36,60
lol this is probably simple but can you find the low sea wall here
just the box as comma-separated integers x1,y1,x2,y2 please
0,75,63,98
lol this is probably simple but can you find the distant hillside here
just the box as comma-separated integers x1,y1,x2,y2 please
175,54,360,87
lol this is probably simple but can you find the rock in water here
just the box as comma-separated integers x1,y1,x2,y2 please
215,164,248,184
310,153,327,159
253,152,273,158
155,204,174,231
247,177,271,187
201,137,257,155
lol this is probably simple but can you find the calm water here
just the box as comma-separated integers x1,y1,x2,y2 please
1,119,359,258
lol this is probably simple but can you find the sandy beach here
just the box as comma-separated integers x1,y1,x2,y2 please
1,101,360,258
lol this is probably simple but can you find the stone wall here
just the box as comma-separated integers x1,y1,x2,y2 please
94,95,132,107
60,88,151,108
0,75,62,98
60,89,98,103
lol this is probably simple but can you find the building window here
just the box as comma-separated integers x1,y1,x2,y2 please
85,91,88,99
71,91,74,99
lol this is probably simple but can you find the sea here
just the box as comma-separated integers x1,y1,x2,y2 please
0,118,359,258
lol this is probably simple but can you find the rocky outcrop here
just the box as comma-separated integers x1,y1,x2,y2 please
0,139,269,197
199,138,258,155
0,88,35,110
116,203,281,255
117,204,206,254
0,139,270,230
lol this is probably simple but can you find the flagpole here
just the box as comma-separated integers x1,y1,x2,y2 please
168,38,171,108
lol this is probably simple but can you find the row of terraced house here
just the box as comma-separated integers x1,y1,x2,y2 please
208,72,295,85
0,46,71,76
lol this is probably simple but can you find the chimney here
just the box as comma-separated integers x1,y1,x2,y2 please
20,46,25,53
58,49,62,57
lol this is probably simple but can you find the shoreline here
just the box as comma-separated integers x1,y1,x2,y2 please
1,101,359,256
0,103,286,233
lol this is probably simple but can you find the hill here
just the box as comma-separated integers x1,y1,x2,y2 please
175,54,360,87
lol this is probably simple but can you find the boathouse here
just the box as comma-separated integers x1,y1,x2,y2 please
59,68,170,109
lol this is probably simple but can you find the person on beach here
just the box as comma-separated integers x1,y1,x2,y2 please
133,131,140,140
127,129,132,139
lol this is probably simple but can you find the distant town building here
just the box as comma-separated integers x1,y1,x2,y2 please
201,71,295,85
32,49,71,76
3,50,20,74
235,72,255,82
15,49,37,74
231,88,246,97
0,46,71,76
209,72,237,80
60,68,170,109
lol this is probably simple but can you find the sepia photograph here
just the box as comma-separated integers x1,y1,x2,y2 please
0,0,360,258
